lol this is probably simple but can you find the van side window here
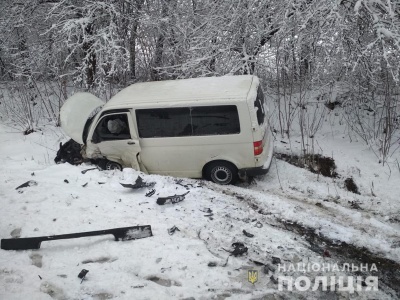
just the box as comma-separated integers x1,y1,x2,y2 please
254,87,265,125
92,113,131,143
191,106,240,136
136,108,191,138
136,105,240,138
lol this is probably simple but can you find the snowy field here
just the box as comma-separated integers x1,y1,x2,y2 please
1,117,400,299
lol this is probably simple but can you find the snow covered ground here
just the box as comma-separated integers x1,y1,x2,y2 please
1,118,400,299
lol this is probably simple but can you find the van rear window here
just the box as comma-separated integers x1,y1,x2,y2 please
254,87,265,125
136,105,240,138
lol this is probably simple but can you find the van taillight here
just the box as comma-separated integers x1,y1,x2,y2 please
253,140,263,156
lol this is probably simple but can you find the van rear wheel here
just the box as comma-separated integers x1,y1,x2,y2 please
205,161,238,185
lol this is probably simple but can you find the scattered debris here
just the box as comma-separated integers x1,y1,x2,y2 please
344,177,360,194
78,269,89,283
271,256,281,265
242,230,254,238
156,191,189,205
263,264,276,274
145,189,156,197
250,259,264,266
81,168,97,174
254,221,263,228
200,208,212,214
120,176,156,189
146,276,181,287
349,201,363,210
1,225,153,250
223,242,248,257
168,226,180,235
82,182,88,188
31,172,35,176
15,180,38,190
54,139,83,165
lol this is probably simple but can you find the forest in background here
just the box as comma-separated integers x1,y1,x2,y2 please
0,0,399,163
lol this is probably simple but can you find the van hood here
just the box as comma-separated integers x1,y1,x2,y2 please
60,92,104,144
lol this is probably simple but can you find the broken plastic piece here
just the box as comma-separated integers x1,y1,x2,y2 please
156,192,189,205
81,168,97,174
223,242,248,257
1,225,152,250
168,226,180,235
78,269,89,279
15,180,38,190
145,189,156,197
78,269,89,284
120,176,155,189
243,230,254,238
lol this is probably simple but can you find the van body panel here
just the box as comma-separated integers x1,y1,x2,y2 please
60,92,103,144
85,111,141,170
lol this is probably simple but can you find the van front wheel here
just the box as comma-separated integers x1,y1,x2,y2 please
205,161,238,185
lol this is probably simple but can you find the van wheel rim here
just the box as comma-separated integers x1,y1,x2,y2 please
212,166,232,184
106,162,121,171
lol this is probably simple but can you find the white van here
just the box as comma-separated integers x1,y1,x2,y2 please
60,75,273,184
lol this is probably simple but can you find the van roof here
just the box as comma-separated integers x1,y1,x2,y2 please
104,75,258,109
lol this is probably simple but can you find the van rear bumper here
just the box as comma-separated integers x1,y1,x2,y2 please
238,165,270,177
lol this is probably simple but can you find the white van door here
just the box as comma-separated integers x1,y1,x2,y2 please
88,112,141,170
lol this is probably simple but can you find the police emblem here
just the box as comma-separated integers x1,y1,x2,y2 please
248,270,258,284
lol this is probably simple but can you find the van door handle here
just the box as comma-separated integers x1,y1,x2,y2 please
127,141,136,145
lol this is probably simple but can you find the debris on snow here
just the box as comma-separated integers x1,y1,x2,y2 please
167,225,180,235
156,191,189,205
145,189,156,197
81,167,98,174
15,180,38,190
120,176,156,189
77,269,89,283
1,225,153,250
242,230,254,238
223,242,248,257
54,139,83,165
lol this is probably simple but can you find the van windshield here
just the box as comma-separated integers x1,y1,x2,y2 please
254,86,265,125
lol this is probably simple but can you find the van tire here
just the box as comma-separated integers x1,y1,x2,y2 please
204,161,238,185
98,159,122,171
105,161,122,171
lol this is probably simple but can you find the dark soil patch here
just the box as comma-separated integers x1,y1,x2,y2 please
325,100,341,110
23,128,35,135
344,177,360,194
280,220,400,297
275,153,338,178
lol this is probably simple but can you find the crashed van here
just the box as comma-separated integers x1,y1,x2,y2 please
60,75,273,185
